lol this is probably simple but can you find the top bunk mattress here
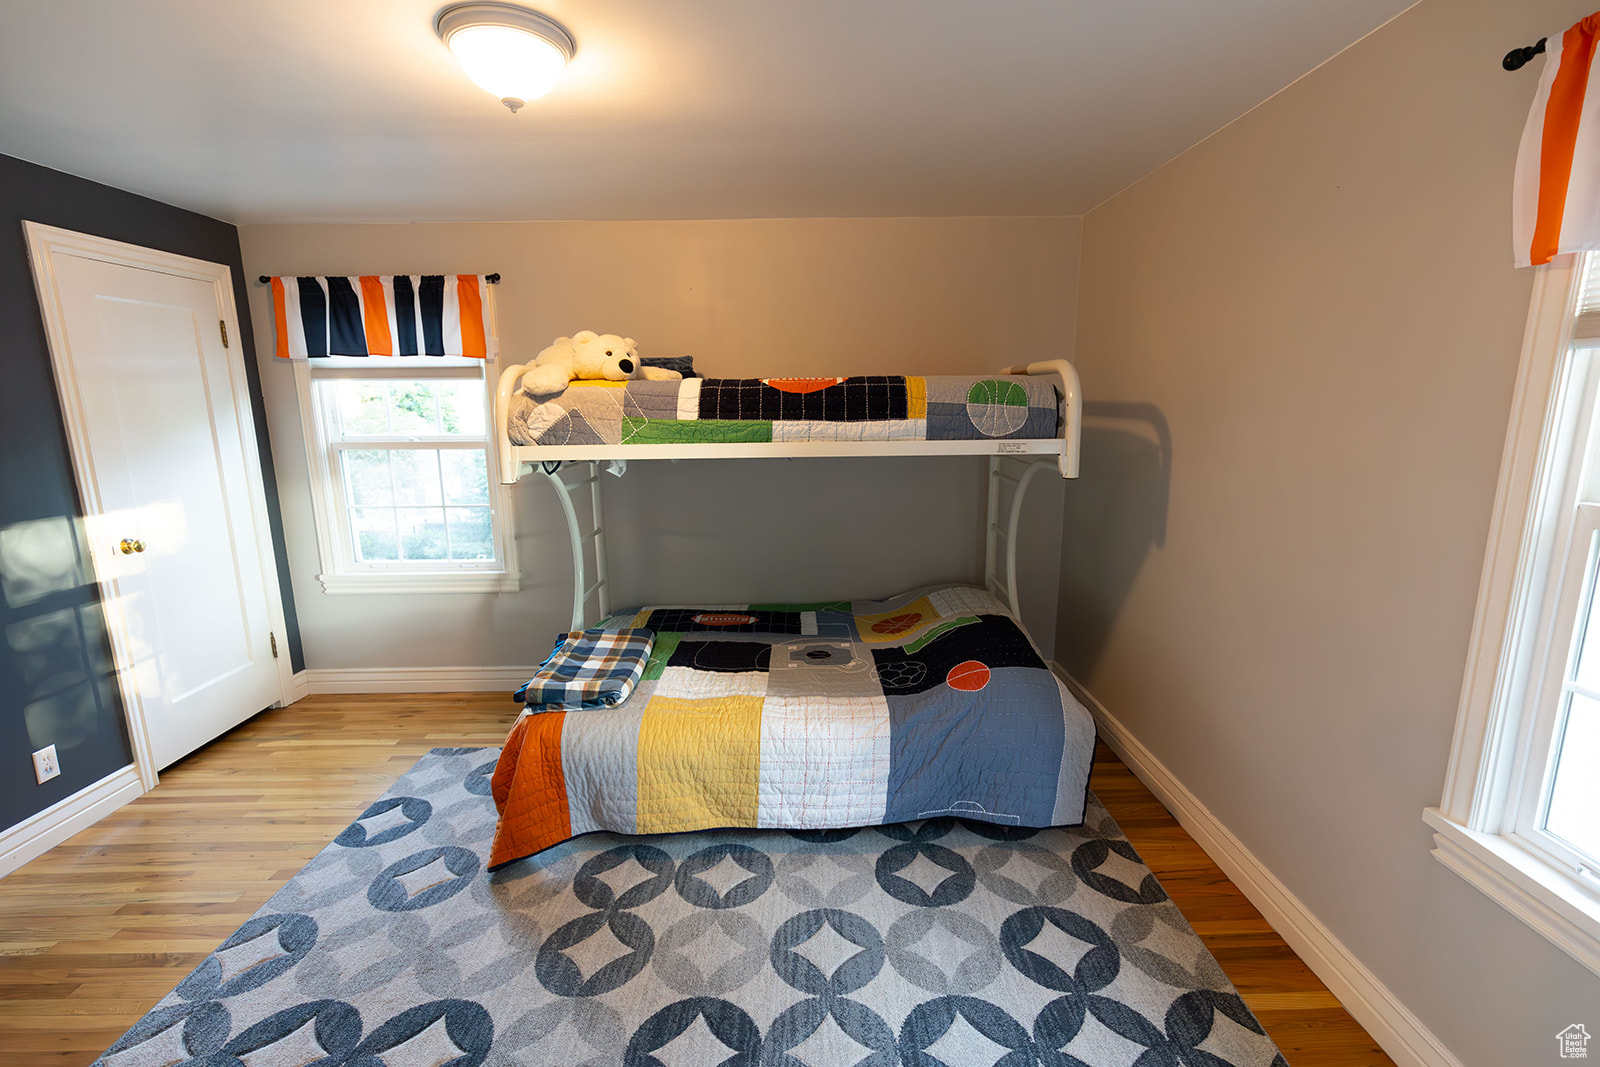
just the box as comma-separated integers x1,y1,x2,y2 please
507,374,1062,447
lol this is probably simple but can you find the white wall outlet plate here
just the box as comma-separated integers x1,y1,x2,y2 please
32,744,59,784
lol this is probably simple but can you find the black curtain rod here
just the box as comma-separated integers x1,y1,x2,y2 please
1505,37,1547,71
256,273,501,284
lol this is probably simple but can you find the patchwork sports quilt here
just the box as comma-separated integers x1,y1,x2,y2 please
489,585,1095,868
506,375,1061,446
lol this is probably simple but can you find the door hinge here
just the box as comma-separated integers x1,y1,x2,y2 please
270,632,278,658
220,319,229,348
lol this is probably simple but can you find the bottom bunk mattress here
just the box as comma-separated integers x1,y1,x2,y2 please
489,584,1095,867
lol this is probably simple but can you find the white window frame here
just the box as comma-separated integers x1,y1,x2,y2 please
1428,253,1600,979
293,357,520,595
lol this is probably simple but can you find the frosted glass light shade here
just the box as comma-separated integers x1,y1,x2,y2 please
435,3,575,112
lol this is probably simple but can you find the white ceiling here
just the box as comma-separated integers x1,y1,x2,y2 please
0,0,1416,224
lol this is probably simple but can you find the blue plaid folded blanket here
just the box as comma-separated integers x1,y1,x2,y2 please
514,628,654,711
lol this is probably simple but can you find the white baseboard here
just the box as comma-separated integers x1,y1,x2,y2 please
1053,663,1463,1067
298,666,536,695
287,670,312,704
0,765,145,879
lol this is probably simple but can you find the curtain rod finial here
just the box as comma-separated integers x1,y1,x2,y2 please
1505,37,1547,71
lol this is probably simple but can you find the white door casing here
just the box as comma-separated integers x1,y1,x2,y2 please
24,223,294,782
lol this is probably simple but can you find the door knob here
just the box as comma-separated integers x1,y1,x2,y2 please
119,538,146,555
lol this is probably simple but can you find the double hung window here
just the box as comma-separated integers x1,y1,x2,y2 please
294,359,518,594
1431,253,1600,976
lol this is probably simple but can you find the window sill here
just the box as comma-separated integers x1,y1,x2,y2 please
1423,807,1600,979
316,570,521,595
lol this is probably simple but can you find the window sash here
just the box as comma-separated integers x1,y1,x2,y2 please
1454,330,1598,833
1512,502,1600,877
306,357,487,378
329,439,486,451
315,372,487,442
326,445,498,571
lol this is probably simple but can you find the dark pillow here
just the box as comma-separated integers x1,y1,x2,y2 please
641,355,697,378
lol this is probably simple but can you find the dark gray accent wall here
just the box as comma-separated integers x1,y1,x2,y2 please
0,153,302,833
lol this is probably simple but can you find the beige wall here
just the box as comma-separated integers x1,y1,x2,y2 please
239,217,1078,669
1062,0,1600,1062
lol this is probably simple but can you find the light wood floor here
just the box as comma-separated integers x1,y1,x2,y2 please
0,694,1394,1065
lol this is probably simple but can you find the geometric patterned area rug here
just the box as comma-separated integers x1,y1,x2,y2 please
97,748,1288,1066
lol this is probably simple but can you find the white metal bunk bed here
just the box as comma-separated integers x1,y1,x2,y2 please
492,359,1083,631
486,358,1091,866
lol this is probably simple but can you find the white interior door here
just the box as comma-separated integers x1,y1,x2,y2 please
27,225,289,773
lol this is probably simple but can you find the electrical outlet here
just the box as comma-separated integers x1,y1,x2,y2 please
32,744,59,784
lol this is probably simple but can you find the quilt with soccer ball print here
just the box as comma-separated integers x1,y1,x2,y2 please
489,585,1095,868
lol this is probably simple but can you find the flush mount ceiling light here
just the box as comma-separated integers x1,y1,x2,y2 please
434,2,575,113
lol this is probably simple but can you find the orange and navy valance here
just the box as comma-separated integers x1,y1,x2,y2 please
269,275,490,358
1514,13,1600,267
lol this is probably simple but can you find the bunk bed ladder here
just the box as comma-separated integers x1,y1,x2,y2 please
545,462,612,629
984,455,1053,620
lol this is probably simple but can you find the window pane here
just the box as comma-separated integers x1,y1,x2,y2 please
447,507,493,560
351,508,399,561
388,381,439,435
391,450,444,506
441,450,489,505
342,450,393,506
1574,536,1600,693
439,380,486,436
396,507,448,560
1547,692,1600,864
335,380,390,435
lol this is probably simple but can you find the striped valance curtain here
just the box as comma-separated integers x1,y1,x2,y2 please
269,275,491,359
1514,13,1600,267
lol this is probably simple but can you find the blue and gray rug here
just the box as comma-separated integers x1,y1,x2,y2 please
98,748,1288,1066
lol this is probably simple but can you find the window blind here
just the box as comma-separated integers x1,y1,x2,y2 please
1574,253,1600,344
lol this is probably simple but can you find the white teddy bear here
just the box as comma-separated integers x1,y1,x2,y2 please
518,331,683,396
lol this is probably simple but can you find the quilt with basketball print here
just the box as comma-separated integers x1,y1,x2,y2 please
505,374,1060,446
489,585,1095,868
